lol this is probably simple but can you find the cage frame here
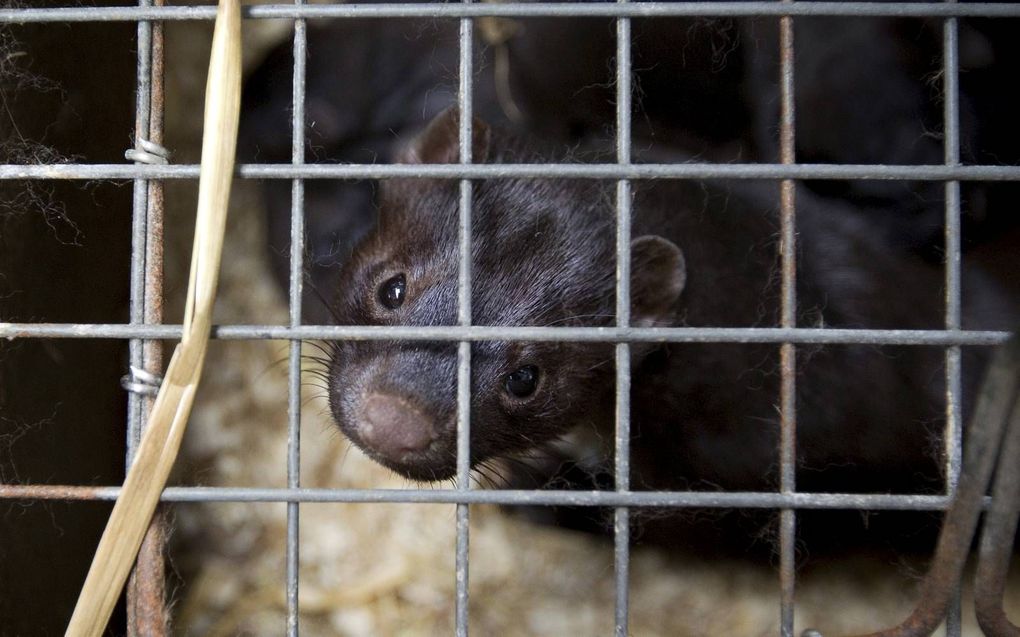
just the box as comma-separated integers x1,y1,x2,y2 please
1,2,1019,636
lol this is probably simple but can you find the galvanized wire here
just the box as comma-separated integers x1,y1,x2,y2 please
455,10,474,637
943,12,965,637
285,3,307,634
2,162,1019,181
1,323,1008,346
2,2,1020,22
613,6,632,634
2,2,1016,634
0,484,988,510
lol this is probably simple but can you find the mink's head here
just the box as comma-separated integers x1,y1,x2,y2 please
326,108,686,481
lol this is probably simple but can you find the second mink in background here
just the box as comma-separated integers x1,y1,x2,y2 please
240,14,1020,318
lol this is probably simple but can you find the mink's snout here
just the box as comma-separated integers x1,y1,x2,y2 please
329,342,461,481
358,393,437,460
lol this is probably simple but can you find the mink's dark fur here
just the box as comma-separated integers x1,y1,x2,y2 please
323,109,1015,554
238,13,1020,554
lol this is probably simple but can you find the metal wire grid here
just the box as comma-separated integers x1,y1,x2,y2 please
0,2,1018,636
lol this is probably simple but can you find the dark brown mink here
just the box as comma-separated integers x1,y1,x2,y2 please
324,108,1015,555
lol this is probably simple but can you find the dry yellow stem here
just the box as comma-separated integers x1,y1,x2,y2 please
65,1,241,634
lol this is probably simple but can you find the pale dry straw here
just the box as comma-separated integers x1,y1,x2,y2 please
65,0,241,634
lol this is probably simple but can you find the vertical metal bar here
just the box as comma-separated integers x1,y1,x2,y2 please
614,5,632,636
287,5,308,635
127,0,153,466
943,12,963,492
127,1,168,632
455,10,474,637
142,14,165,405
125,0,164,632
942,13,963,637
777,9,798,637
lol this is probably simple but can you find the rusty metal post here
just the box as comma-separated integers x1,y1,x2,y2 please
975,394,1020,637
847,334,1020,637
777,7,798,637
126,3,168,633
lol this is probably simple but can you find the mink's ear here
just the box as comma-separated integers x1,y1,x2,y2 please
629,235,686,328
396,106,491,165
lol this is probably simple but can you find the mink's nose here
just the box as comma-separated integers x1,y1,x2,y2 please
359,394,436,459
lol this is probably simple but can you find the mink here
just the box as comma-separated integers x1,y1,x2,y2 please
322,108,1016,554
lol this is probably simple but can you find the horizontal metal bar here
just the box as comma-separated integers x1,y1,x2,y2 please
2,2,1020,23
3,162,1020,182
0,484,984,511
1,323,1010,346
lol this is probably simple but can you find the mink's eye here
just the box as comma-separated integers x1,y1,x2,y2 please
505,365,540,398
378,274,407,310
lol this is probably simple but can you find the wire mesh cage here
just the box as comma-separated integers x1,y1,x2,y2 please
1,2,1019,635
